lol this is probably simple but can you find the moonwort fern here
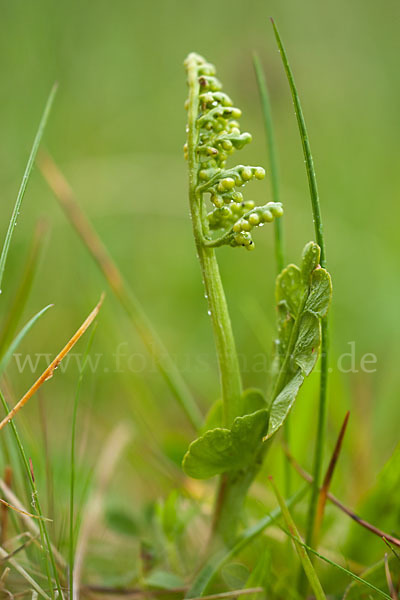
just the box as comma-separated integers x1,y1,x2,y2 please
182,53,332,547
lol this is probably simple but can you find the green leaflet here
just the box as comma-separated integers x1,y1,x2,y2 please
266,242,332,440
182,409,269,479
144,570,185,590
267,371,304,438
202,388,266,432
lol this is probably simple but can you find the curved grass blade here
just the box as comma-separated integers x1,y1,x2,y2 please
185,486,306,598
270,18,330,564
0,220,47,356
0,220,46,357
0,304,53,377
0,85,57,293
269,476,327,600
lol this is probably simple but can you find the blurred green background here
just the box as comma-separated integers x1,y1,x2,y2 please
0,0,399,585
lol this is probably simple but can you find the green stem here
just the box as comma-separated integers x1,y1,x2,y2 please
211,445,269,548
186,54,243,428
186,54,244,546
271,18,329,592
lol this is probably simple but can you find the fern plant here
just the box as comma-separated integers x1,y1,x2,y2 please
182,52,332,547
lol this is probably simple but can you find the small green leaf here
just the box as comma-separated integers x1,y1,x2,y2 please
202,389,266,434
267,242,332,439
202,398,223,432
241,388,267,415
105,506,139,537
145,570,185,590
182,409,269,479
301,241,321,282
305,268,332,317
276,264,302,318
293,312,320,376
267,371,303,439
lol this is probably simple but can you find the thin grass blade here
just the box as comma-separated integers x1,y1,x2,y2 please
0,304,53,377
269,476,327,600
0,220,48,355
270,19,330,571
283,529,392,600
0,85,57,292
0,544,51,599
252,52,284,272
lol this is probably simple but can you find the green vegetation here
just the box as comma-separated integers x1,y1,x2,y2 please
0,4,399,599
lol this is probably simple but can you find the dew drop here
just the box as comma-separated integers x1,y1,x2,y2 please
207,309,212,316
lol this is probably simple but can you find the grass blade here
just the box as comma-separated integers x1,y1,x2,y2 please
269,476,327,600
282,529,392,600
0,390,61,598
38,151,203,430
0,544,51,599
284,446,400,548
0,304,53,377
0,220,48,356
0,85,57,293
252,52,284,273
270,18,330,568
270,19,325,264
0,296,102,596
0,294,103,431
